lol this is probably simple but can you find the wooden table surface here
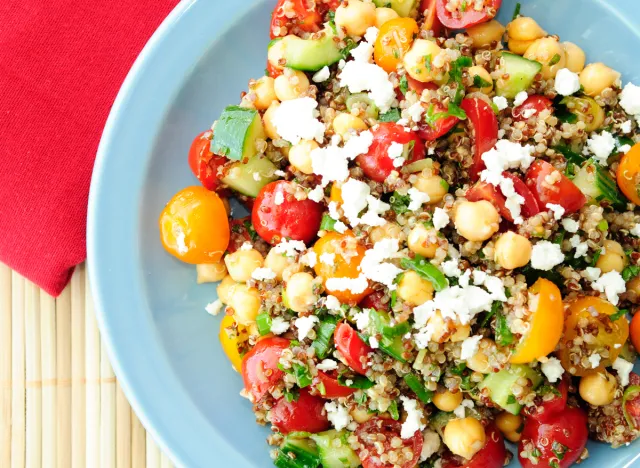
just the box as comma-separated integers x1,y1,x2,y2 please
1,262,175,468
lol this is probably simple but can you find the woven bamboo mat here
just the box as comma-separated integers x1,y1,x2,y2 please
0,262,175,468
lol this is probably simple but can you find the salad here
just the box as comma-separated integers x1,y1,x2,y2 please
157,0,640,467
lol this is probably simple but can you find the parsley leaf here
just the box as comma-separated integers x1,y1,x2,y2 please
622,265,640,282
379,108,402,122
389,191,411,214
400,256,449,291
320,214,337,232
549,53,562,66
399,75,409,95
472,74,492,89
610,308,629,321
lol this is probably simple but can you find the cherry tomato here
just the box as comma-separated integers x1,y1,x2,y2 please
252,181,323,245
519,407,588,468
442,425,507,468
356,418,423,468
510,278,564,364
313,231,371,305
460,98,499,181
314,371,357,398
396,77,438,101
359,290,390,312
266,59,283,79
435,0,501,29
269,0,322,39
421,0,444,37
513,95,553,121
159,186,230,264
219,315,249,372
557,296,629,376
418,103,460,141
525,160,587,214
466,172,541,222
188,131,228,191
226,217,253,254
623,373,640,430
355,123,426,183
616,142,640,205
631,311,640,353
271,388,330,434
334,322,372,375
523,376,569,423
374,18,419,73
241,337,290,401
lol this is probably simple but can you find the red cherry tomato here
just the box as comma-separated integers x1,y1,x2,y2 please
460,98,499,181
314,371,357,399
356,418,423,468
334,322,372,375
270,388,330,434
513,95,553,121
418,103,460,141
396,77,438,101
269,0,322,39
466,172,541,222
241,337,290,402
266,60,283,79
436,0,501,29
442,425,507,468
523,376,569,423
524,160,587,215
355,123,426,183
188,131,228,191
421,0,444,37
359,291,390,312
519,407,588,468
624,373,640,430
252,181,323,245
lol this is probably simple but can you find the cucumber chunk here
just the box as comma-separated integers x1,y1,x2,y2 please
221,155,278,197
275,435,320,468
366,310,409,362
211,106,265,162
373,0,419,17
495,53,542,99
346,93,379,119
478,364,542,415
572,161,627,209
282,26,342,72
309,430,360,468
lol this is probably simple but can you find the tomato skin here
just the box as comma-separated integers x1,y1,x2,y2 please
269,0,322,39
418,103,460,141
460,98,499,181
435,0,501,29
513,95,553,121
616,142,640,205
374,18,419,73
188,131,228,191
523,376,569,423
314,371,357,398
624,373,640,430
525,160,587,214
466,172,540,222
252,181,323,245
356,418,423,468
631,311,640,353
241,337,290,401
355,123,426,183
519,407,588,468
271,389,330,434
442,425,506,468
359,290,390,312
334,322,372,375
421,0,444,37
266,59,283,79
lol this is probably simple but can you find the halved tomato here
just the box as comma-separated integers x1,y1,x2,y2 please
466,172,541,222
525,160,587,214
460,97,499,181
436,0,502,29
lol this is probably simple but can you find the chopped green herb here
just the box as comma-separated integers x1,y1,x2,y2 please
390,191,411,214
481,301,501,327
495,310,514,346
472,74,492,89
256,312,272,336
597,219,609,231
506,395,517,405
424,54,432,72
610,308,629,321
292,362,313,388
460,0,467,11
284,387,300,403
244,220,258,241
399,75,409,95
388,400,400,420
355,392,368,405
512,2,521,20
403,374,434,404
449,56,473,105
440,179,450,191
340,38,357,60
311,316,338,359
400,256,449,291
552,231,566,246
450,362,467,376
379,108,402,123
549,53,562,66
320,214,337,232
337,373,375,389
591,249,603,267
538,385,562,398
390,290,397,308
622,265,640,282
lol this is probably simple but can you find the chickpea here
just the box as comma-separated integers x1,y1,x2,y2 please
265,249,294,280
596,240,627,274
563,42,586,73
375,7,399,28
334,0,376,37
286,272,318,313
507,17,546,41
433,390,463,412
466,338,495,373
412,173,449,204
494,231,533,270
289,139,318,174
466,20,505,49
351,407,375,424
443,417,486,460
427,311,449,343
579,63,621,97
524,37,566,79
397,271,434,306
495,412,522,442
267,38,286,72
449,324,471,342
403,39,443,83
370,222,404,244
333,113,368,139
249,76,277,110
508,38,536,55
274,69,310,101
454,200,500,242
217,275,238,304
627,276,640,298
408,224,439,258
224,249,264,283
196,262,227,284
579,371,617,406
228,284,261,325
263,101,281,140
467,66,493,94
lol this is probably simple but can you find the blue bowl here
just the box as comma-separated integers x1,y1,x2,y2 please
88,0,640,466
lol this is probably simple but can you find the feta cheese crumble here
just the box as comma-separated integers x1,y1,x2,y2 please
316,359,339,371
620,82,640,116
251,267,277,281
274,239,307,257
274,191,284,205
339,58,395,112
554,68,581,96
312,66,331,83
319,253,335,266
613,357,634,386
531,241,565,271
631,224,640,237
584,267,601,281
324,401,351,431
270,316,290,335
420,430,441,462
561,218,580,233
294,315,319,341
546,203,565,220
310,131,374,186
460,335,483,360
588,353,601,369
592,270,626,305
513,91,528,107
621,120,633,134
400,397,426,439
273,97,325,145
407,187,430,211
432,208,450,231
325,295,342,311
570,235,589,258
492,96,508,111
541,357,564,383
388,141,406,168
205,300,223,316
585,131,616,166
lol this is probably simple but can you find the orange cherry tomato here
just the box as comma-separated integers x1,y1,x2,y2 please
330,183,342,204
313,231,371,305
557,296,629,376
374,18,419,73
159,186,230,264
219,315,248,372
617,143,640,205
630,311,640,353
510,278,563,364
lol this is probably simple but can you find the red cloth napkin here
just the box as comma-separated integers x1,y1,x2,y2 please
0,0,179,296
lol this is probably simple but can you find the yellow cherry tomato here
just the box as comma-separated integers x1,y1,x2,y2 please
330,183,342,204
219,314,247,372
313,231,371,305
159,186,230,264
510,278,563,364
617,143,640,205
374,18,419,73
557,296,629,376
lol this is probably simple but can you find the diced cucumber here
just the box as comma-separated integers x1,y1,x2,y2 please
373,0,419,17
212,106,265,161
495,53,542,99
275,435,321,468
478,365,542,415
221,155,278,197
346,93,379,119
309,430,360,468
282,26,342,72
572,161,627,209
366,310,409,362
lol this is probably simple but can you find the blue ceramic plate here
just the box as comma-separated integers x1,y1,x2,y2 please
88,1,640,466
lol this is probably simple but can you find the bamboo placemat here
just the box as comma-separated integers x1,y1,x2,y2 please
0,262,175,468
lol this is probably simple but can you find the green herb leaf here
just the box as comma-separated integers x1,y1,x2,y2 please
399,75,409,95
424,54,432,72
404,374,434,404
460,0,468,11
622,265,640,282
481,301,501,328
284,387,300,403
292,362,313,388
549,53,562,66
472,74,492,89
591,249,603,267
597,219,609,231
389,191,411,214
320,214,337,232
495,310,514,346
337,373,375,389
256,312,272,336
341,38,358,60
379,108,402,123
450,362,467,376
388,400,400,420
243,220,258,241
311,316,338,359
400,256,449,291
449,56,473,105
390,290,397,308
512,2,522,20
610,308,629,321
